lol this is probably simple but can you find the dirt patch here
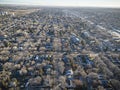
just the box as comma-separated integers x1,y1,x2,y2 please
9,9,40,16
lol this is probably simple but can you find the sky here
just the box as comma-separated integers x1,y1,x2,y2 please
0,0,120,7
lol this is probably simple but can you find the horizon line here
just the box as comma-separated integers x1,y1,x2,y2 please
0,3,120,9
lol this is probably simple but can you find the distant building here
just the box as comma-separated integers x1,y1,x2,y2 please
81,31,90,38
70,36,80,45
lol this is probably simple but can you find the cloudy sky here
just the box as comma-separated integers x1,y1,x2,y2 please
0,0,120,7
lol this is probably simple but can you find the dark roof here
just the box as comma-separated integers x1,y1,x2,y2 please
0,35,5,40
